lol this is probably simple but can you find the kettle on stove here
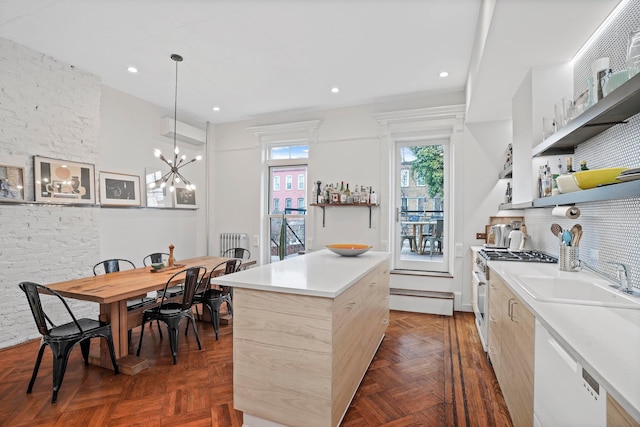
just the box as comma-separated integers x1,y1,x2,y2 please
508,221,525,251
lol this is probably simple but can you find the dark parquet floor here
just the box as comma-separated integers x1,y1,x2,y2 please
0,310,512,427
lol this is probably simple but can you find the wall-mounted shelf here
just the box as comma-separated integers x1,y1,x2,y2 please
499,165,513,179
310,203,378,228
532,71,640,157
498,180,640,210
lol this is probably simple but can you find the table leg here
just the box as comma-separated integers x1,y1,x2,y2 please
417,224,424,255
92,300,149,375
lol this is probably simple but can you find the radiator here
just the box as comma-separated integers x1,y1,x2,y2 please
220,233,249,256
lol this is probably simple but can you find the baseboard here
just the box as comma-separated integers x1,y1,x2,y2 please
389,288,454,316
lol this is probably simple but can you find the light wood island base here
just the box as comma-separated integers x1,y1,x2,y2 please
214,250,390,427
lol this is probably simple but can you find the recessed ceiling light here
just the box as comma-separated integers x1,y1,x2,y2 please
331,87,340,94
439,71,449,78
212,106,220,112
127,66,138,73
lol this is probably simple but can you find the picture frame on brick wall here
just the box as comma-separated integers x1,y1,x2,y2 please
174,187,197,209
99,171,141,207
0,164,25,202
34,156,95,204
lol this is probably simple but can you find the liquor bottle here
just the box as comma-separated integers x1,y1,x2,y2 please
352,184,359,204
361,185,368,203
345,183,352,203
580,161,589,171
370,189,377,205
505,182,511,204
566,157,574,173
339,181,346,203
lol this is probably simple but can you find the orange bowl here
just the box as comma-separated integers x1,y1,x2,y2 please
326,244,373,257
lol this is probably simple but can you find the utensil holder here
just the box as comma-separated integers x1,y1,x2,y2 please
559,245,580,272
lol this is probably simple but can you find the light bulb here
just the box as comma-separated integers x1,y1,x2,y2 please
154,149,161,157
169,185,175,192
160,182,166,188
196,155,202,161
149,182,156,189
181,155,186,160
175,176,181,183
174,147,179,155
190,184,196,190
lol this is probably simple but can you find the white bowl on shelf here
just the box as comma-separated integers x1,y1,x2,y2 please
555,174,582,194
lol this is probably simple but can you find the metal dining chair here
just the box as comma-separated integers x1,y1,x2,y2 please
193,259,242,340
136,266,206,364
19,282,120,403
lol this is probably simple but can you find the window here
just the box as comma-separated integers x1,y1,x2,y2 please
286,175,292,190
298,174,304,190
269,145,309,160
401,169,409,187
417,196,425,212
297,198,305,210
285,198,292,210
274,176,280,191
273,198,280,214
416,174,426,187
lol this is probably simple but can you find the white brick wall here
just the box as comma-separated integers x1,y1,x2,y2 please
0,37,101,347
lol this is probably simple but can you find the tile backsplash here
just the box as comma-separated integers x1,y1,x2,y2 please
525,0,640,290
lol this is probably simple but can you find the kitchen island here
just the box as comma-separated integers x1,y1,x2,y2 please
213,249,390,427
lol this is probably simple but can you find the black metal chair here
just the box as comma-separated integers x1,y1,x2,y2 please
19,282,120,403
143,252,184,298
136,266,206,364
222,248,250,271
194,259,242,340
93,258,155,310
222,247,251,260
142,252,170,267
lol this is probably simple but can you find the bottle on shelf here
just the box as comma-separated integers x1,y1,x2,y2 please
345,183,352,203
352,184,359,204
339,181,345,203
505,182,512,204
370,188,377,205
580,161,589,171
566,157,575,173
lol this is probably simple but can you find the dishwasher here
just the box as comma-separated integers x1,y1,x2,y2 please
534,320,606,427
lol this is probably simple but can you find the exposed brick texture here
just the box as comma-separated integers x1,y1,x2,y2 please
0,38,101,347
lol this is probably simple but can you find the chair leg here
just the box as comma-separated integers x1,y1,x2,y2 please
167,322,180,365
188,313,202,350
136,316,148,357
103,333,120,375
27,341,47,394
50,341,74,404
80,339,90,366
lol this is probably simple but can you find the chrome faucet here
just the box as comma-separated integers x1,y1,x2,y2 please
610,263,630,293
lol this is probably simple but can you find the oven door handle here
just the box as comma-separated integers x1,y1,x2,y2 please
472,270,486,286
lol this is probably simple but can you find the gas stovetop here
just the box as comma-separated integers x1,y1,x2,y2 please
479,249,558,264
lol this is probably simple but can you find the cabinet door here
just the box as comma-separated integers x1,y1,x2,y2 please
487,274,504,381
501,284,535,427
607,395,640,427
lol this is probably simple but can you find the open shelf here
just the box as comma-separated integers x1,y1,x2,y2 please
532,72,640,157
532,180,640,207
310,203,378,228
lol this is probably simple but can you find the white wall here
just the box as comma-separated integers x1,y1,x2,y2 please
98,86,208,262
0,39,207,348
209,92,505,312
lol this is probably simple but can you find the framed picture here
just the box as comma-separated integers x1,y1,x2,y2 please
145,167,171,208
99,171,141,206
174,187,197,209
34,156,95,204
0,164,25,202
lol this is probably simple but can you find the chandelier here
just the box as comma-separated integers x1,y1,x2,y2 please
149,53,201,193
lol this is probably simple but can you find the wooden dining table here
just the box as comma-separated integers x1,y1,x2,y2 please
45,256,254,375
401,221,436,255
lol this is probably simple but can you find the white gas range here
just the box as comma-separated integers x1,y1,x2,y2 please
472,248,557,351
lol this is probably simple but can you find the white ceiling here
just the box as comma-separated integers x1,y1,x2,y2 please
0,0,620,125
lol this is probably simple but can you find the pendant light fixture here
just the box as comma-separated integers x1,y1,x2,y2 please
149,53,201,192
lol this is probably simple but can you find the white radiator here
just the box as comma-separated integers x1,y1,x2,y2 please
220,233,249,255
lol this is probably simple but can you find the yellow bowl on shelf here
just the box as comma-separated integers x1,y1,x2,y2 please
572,167,629,189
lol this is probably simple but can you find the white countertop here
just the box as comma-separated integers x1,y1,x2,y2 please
213,249,391,298
487,260,640,422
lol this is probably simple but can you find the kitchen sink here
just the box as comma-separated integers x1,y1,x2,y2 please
509,275,640,310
